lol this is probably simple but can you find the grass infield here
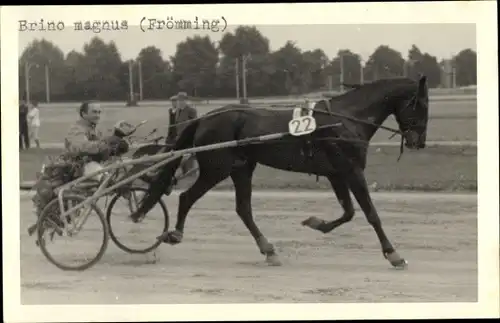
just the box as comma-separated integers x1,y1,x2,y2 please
18,99,477,192
20,145,477,192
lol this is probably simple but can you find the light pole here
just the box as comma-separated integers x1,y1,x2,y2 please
442,57,456,88
44,64,50,103
283,69,292,94
339,53,344,92
449,52,457,89
241,54,251,103
451,66,457,88
404,59,417,78
235,57,240,100
24,62,40,103
138,60,143,101
128,60,134,102
358,57,365,85
327,74,333,92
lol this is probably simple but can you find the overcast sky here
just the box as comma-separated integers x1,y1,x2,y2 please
18,24,476,62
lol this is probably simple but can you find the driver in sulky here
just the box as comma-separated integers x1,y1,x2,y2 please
28,101,131,236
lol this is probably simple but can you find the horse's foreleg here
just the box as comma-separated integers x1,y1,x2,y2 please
230,163,281,266
347,167,407,268
302,174,355,233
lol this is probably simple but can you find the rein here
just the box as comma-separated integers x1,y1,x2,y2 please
271,103,407,161
140,103,406,160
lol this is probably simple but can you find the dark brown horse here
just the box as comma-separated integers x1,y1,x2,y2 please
130,76,429,268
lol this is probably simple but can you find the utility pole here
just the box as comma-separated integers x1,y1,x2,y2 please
242,55,248,102
24,62,39,103
235,57,240,99
360,62,364,84
138,60,143,101
24,63,30,103
44,64,50,103
452,66,457,88
128,60,134,102
339,54,345,92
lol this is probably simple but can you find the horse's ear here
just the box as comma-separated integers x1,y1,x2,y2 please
418,74,427,85
417,74,428,97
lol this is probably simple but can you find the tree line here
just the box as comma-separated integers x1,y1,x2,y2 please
19,25,477,103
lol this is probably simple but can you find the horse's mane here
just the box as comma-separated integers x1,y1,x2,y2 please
342,83,363,90
331,77,417,101
315,77,419,113
344,77,414,90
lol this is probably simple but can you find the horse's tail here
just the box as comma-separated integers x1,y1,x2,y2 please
133,119,200,217
127,144,166,184
132,144,165,159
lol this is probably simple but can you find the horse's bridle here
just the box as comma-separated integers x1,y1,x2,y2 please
387,92,428,160
318,87,426,161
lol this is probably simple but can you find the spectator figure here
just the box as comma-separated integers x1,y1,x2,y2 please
166,95,179,144
27,101,41,148
166,91,198,176
19,100,30,150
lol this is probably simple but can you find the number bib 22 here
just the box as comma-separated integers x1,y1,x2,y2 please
288,103,317,136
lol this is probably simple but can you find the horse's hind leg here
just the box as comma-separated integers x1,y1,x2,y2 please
157,161,231,245
230,163,281,266
302,173,356,233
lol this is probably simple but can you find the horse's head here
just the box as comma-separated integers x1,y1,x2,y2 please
391,75,429,149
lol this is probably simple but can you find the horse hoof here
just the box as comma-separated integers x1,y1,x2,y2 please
157,231,183,245
385,251,408,269
27,225,36,236
156,231,169,242
130,213,143,223
393,259,409,269
167,231,183,245
301,216,325,231
266,254,282,266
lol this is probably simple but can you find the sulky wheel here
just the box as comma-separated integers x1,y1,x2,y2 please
106,186,169,254
36,194,109,271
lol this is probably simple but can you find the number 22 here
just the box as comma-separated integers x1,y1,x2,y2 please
291,116,314,135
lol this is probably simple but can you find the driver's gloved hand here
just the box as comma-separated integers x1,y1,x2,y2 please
105,135,129,156
113,128,127,138
115,138,129,155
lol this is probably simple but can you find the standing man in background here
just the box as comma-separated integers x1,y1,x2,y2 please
19,99,30,150
166,91,198,176
166,94,179,145
27,101,41,148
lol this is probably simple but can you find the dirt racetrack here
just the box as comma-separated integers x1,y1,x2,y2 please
20,190,477,304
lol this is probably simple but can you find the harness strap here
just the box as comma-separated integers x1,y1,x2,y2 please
157,106,402,139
